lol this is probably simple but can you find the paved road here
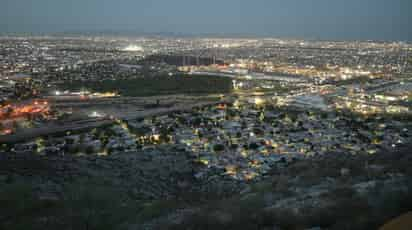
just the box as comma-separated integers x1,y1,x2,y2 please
0,100,228,144
0,118,113,144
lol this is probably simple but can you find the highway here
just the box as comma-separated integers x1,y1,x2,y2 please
0,100,229,144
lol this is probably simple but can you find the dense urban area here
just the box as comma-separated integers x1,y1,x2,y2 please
1,36,412,230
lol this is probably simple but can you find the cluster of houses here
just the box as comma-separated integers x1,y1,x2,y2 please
6,96,411,182
130,100,410,181
8,121,138,156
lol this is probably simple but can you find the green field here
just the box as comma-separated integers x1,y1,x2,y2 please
59,74,233,96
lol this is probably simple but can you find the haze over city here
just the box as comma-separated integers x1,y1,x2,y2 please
1,0,412,40
1,1,412,230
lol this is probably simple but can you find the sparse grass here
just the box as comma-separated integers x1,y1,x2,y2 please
162,147,412,230
137,200,182,222
165,194,267,230
59,74,233,97
0,180,139,230
164,183,412,230
0,178,186,230
2,144,412,230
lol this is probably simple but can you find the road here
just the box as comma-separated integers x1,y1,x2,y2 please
0,100,229,144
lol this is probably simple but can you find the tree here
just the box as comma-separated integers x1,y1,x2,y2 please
192,117,202,126
79,134,86,144
85,146,95,155
213,144,225,152
249,143,259,150
159,126,171,143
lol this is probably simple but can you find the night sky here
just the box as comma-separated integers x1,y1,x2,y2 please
1,0,411,41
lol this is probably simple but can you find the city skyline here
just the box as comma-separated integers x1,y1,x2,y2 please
1,1,412,229
1,0,411,41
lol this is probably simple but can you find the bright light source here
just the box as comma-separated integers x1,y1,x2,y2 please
254,97,265,105
152,134,160,141
122,45,144,52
